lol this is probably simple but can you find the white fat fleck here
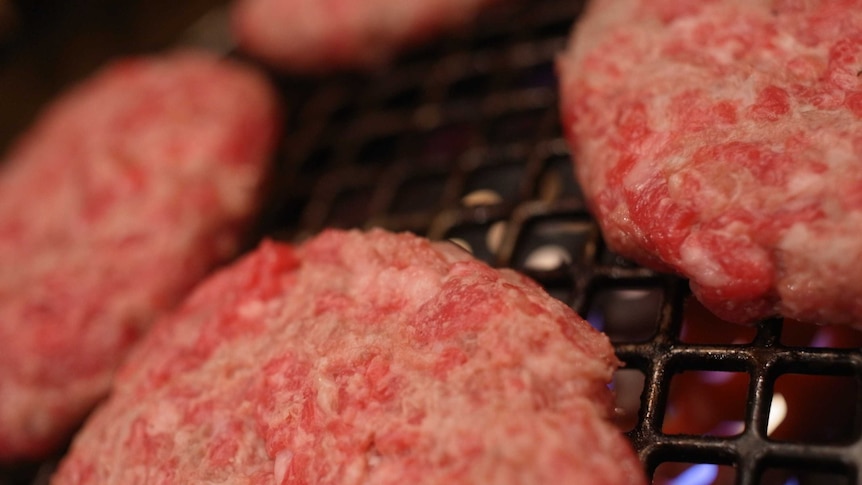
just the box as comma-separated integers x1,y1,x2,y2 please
274,450,294,485
342,455,368,485
785,171,823,197
237,300,269,320
622,152,660,188
315,375,338,415
664,155,689,172
679,238,731,287
824,140,856,167
773,30,804,54
367,453,382,469
779,216,862,269
778,223,812,253
148,400,180,435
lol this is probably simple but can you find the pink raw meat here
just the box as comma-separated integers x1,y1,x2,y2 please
558,0,862,325
0,50,280,459
231,0,502,71
52,229,646,485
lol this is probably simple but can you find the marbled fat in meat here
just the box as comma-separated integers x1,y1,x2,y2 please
52,229,646,485
558,0,862,325
0,50,280,459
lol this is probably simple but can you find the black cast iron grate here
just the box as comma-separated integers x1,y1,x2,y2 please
251,0,862,484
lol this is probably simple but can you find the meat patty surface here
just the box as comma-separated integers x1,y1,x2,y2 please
558,0,862,325
0,50,280,459
231,0,501,72
52,229,646,485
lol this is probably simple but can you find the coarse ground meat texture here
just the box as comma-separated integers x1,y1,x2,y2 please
231,0,502,72
558,0,862,325
0,50,280,460
52,229,646,485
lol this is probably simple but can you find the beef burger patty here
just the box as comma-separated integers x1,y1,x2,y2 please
231,0,503,72
0,50,280,459
558,0,862,325
53,229,646,485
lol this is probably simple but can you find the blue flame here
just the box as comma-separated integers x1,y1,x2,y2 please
586,309,605,331
669,464,719,485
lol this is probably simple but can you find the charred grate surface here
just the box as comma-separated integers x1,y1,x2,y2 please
255,0,862,484
2,0,861,484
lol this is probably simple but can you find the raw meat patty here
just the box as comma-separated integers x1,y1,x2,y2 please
52,229,646,485
558,0,862,325
0,50,280,459
231,0,501,71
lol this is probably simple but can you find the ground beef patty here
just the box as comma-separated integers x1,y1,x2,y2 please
558,0,862,325
52,229,646,485
0,50,280,459
231,0,501,72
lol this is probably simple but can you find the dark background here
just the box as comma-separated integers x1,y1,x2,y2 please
0,0,227,153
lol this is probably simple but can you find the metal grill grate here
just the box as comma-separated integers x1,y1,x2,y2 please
252,1,862,484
